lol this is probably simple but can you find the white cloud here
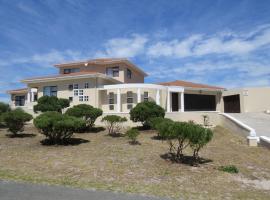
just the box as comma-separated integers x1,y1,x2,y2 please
96,34,148,58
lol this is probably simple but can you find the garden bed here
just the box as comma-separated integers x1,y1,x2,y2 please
0,125,269,199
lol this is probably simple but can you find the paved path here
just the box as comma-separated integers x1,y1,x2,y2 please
230,113,270,137
0,180,170,200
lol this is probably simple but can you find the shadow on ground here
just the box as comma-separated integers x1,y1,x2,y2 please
40,138,90,146
5,133,36,138
160,153,213,166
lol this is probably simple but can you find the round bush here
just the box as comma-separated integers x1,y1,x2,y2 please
34,111,86,144
130,101,165,128
101,115,127,135
3,108,33,135
126,128,140,144
34,96,70,113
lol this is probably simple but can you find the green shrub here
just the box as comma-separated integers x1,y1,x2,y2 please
126,128,140,144
2,108,32,135
65,104,103,128
130,101,165,128
156,118,174,139
189,125,213,161
149,117,168,130
34,111,86,144
218,165,239,174
33,96,69,113
101,115,127,136
0,102,10,124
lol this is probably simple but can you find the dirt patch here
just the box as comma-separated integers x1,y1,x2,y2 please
0,125,270,199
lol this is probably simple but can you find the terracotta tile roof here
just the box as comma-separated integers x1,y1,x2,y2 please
159,80,225,90
22,71,99,81
7,88,28,94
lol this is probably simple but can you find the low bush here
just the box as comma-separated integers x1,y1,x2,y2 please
101,115,127,136
156,118,174,139
34,96,69,113
65,104,103,128
2,108,33,135
126,128,140,144
218,165,239,174
0,102,10,125
149,117,168,130
34,111,86,144
130,101,165,128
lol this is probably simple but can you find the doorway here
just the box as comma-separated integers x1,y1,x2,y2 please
223,95,240,113
171,92,179,112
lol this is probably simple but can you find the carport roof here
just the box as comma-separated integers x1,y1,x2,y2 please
159,80,225,90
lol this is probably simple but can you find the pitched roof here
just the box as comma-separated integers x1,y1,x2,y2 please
7,88,28,94
159,80,225,90
54,58,148,76
21,71,121,84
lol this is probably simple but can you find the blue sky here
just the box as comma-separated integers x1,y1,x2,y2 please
0,0,270,102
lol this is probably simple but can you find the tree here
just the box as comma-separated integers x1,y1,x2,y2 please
101,115,127,136
0,102,10,124
2,108,32,135
130,101,165,128
65,104,103,128
33,96,69,113
189,125,213,161
34,111,86,144
126,128,140,144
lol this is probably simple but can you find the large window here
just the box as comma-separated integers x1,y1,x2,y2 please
106,66,119,77
108,92,114,110
127,69,132,79
43,86,57,97
63,68,80,74
143,92,149,102
127,91,133,110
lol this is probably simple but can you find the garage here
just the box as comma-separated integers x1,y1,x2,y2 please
184,94,216,111
223,95,240,113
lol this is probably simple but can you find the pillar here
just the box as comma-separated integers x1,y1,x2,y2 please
117,88,121,113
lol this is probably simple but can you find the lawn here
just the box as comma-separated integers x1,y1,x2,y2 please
0,125,270,199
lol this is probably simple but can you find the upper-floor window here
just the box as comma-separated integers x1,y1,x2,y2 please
63,68,80,74
43,86,57,97
84,83,89,88
73,84,79,89
106,66,119,77
127,69,132,79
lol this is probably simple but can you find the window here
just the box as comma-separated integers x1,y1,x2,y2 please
106,66,119,77
127,69,132,79
63,68,80,74
69,97,73,102
127,91,133,109
144,92,149,102
108,92,114,110
84,96,89,101
79,96,84,101
43,86,57,97
74,90,78,96
68,84,73,90
84,83,89,88
73,84,79,89
79,90,83,96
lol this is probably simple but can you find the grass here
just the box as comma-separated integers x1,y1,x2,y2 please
218,165,239,174
0,125,270,199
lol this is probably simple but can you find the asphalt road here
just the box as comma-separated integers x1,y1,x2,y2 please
0,180,170,200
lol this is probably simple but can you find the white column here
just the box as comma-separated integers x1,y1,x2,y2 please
27,89,31,103
117,88,121,113
31,92,35,102
167,90,171,112
137,88,141,103
156,89,160,105
181,92,184,112
178,92,181,112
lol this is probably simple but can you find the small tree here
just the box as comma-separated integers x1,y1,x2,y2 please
130,101,165,128
2,108,32,135
189,125,213,161
101,115,127,136
34,111,86,144
0,102,10,124
126,128,140,144
65,104,103,128
33,96,69,113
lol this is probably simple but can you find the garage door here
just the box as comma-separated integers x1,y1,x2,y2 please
223,95,240,113
184,94,216,111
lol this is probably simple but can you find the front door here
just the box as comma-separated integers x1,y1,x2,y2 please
171,92,179,112
223,95,240,113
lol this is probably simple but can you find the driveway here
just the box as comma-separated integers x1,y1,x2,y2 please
230,113,270,137
0,180,170,200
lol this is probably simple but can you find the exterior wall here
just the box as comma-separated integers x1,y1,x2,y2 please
184,89,222,111
58,63,145,83
222,87,270,113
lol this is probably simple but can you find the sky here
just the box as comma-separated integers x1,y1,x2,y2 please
0,0,270,102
